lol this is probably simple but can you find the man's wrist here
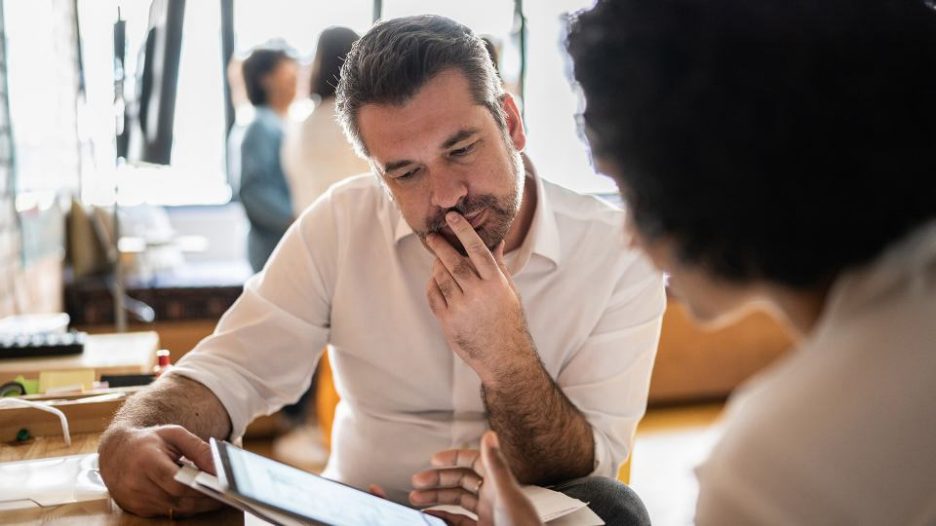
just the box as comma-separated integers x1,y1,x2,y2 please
99,421,139,452
479,337,545,391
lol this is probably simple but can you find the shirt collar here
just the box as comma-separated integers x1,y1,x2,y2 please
392,154,562,271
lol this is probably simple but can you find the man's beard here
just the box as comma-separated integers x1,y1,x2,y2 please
421,194,516,256
418,151,523,257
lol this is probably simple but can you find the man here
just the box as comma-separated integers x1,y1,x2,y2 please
98,15,664,522
443,0,936,524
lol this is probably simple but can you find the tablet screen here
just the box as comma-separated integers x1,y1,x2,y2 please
221,442,445,526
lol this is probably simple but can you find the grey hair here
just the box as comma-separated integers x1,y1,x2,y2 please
336,15,506,157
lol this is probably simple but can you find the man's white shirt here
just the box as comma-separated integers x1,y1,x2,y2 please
170,167,665,503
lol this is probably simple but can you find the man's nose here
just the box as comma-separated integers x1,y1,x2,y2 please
429,170,468,210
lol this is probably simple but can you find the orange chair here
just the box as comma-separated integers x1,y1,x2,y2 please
314,352,340,450
618,455,632,485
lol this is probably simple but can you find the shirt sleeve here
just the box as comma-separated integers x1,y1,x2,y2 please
238,121,294,232
167,197,339,439
556,252,666,478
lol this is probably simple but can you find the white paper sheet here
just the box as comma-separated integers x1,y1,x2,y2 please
426,484,604,525
0,453,107,510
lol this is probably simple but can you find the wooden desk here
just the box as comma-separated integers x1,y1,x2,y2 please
0,432,243,525
0,331,159,384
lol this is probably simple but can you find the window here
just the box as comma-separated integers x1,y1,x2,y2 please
232,0,373,122
4,0,81,197
524,0,616,194
3,0,80,266
71,1,613,206
234,1,372,56
77,0,228,206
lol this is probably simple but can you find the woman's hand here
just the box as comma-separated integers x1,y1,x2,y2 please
416,431,543,526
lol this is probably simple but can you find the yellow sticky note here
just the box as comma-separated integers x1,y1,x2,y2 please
38,370,96,394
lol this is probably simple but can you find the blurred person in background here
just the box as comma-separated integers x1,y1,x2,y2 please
239,45,298,272
442,0,936,524
282,27,369,215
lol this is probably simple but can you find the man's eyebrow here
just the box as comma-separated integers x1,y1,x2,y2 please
440,128,480,150
382,159,416,174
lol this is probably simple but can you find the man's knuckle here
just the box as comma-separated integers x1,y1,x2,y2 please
464,238,484,252
454,261,474,277
438,281,454,297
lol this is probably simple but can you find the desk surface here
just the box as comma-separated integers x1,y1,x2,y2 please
0,432,242,525
0,331,159,384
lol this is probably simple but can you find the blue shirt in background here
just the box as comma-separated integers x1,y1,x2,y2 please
239,106,294,272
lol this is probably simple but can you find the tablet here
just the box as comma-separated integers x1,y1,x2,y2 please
210,439,446,526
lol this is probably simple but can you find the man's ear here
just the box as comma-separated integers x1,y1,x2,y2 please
501,93,526,152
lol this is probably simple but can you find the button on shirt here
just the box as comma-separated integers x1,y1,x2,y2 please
171,167,665,503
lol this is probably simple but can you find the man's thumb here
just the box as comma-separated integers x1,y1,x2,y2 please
481,431,513,485
159,425,216,475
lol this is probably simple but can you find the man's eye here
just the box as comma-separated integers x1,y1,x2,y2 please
397,167,419,180
450,143,476,157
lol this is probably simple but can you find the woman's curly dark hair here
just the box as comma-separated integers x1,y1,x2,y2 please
567,0,936,288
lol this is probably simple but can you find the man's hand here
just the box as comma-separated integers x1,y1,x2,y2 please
425,211,595,485
413,431,542,526
410,445,486,512
425,211,538,384
98,424,221,518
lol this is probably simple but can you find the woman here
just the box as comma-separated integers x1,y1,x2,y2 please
281,27,368,214
238,46,298,272
425,0,936,524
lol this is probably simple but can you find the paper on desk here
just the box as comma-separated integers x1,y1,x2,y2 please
0,453,107,511
427,485,604,525
546,506,606,526
38,370,96,394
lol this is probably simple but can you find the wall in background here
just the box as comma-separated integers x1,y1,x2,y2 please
0,0,83,317
0,0,22,316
